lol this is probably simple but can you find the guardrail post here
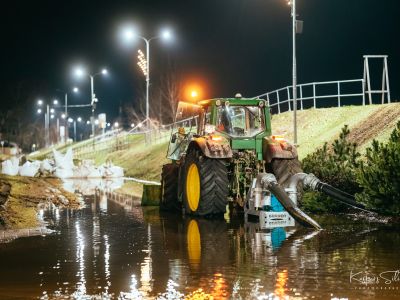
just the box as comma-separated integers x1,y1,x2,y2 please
337,81,341,107
287,87,291,111
277,91,281,114
362,79,366,105
313,83,316,108
300,85,303,110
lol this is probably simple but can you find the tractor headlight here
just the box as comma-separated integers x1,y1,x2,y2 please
259,100,265,107
205,124,216,134
216,100,221,106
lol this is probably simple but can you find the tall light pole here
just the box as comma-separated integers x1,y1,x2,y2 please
56,87,79,143
288,0,299,145
120,26,172,129
37,99,56,147
74,67,108,137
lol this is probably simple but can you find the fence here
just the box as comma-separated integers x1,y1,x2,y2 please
254,79,373,114
71,115,200,158
69,76,393,154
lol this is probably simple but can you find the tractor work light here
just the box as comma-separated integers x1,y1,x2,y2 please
210,135,222,141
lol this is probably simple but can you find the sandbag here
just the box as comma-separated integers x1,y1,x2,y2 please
19,161,41,177
99,161,124,178
40,159,54,174
1,157,20,176
53,148,74,170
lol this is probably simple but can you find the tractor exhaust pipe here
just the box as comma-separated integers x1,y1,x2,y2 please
255,174,322,230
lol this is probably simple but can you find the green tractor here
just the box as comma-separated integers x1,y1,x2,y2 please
160,95,302,216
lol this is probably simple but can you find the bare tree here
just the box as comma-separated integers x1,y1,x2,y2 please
160,62,182,123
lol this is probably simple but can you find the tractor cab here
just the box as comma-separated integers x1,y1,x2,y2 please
167,97,272,161
215,102,266,137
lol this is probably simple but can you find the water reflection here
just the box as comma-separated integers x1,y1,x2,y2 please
73,222,87,298
0,181,399,299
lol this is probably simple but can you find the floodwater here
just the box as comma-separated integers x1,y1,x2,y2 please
0,180,399,300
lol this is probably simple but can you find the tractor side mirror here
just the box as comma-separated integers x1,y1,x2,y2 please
171,133,177,143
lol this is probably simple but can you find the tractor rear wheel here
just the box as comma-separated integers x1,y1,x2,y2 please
270,158,303,204
160,163,181,211
183,148,229,216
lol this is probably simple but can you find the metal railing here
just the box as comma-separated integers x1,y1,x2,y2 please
254,79,369,114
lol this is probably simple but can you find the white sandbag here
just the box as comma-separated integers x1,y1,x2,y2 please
40,159,54,173
1,157,20,176
19,161,41,177
54,167,74,179
53,148,74,169
99,161,124,178
109,166,124,177
73,160,101,178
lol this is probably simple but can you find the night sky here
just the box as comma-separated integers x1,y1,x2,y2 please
1,0,399,121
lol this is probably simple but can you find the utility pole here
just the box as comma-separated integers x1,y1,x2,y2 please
291,0,298,145
64,93,68,142
90,75,95,137
45,104,50,147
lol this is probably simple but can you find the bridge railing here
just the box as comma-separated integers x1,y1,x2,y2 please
254,79,369,114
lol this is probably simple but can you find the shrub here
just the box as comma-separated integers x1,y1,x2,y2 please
302,125,361,194
356,121,400,215
301,125,362,212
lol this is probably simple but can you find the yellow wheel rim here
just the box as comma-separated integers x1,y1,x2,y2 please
186,163,200,211
187,219,201,265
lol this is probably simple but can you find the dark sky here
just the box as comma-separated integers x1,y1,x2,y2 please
1,0,399,121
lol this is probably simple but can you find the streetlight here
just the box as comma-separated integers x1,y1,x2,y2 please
36,99,57,147
119,25,172,129
56,87,79,143
73,66,108,137
68,117,82,142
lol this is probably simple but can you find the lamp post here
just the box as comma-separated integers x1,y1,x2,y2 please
74,67,108,137
120,26,172,129
67,117,84,142
287,0,299,145
56,87,79,143
37,99,53,148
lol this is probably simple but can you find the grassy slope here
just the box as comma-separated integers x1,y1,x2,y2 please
29,103,399,184
272,103,400,159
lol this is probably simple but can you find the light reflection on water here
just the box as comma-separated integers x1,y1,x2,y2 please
0,180,399,299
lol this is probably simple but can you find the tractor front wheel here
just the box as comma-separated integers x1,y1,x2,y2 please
183,148,229,216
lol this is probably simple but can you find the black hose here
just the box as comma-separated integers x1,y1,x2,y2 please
268,182,322,230
315,182,375,213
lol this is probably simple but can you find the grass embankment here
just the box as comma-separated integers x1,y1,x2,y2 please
0,175,81,230
108,103,400,183
26,104,400,197
272,103,400,159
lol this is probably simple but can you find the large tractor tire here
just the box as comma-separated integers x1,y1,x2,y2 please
270,158,303,204
160,163,181,211
183,148,229,216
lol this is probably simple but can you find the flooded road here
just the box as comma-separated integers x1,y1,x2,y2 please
0,181,399,299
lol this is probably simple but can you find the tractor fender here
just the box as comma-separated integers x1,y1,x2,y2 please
189,137,233,159
263,136,298,163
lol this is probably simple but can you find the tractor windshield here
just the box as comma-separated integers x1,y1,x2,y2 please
216,105,265,137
